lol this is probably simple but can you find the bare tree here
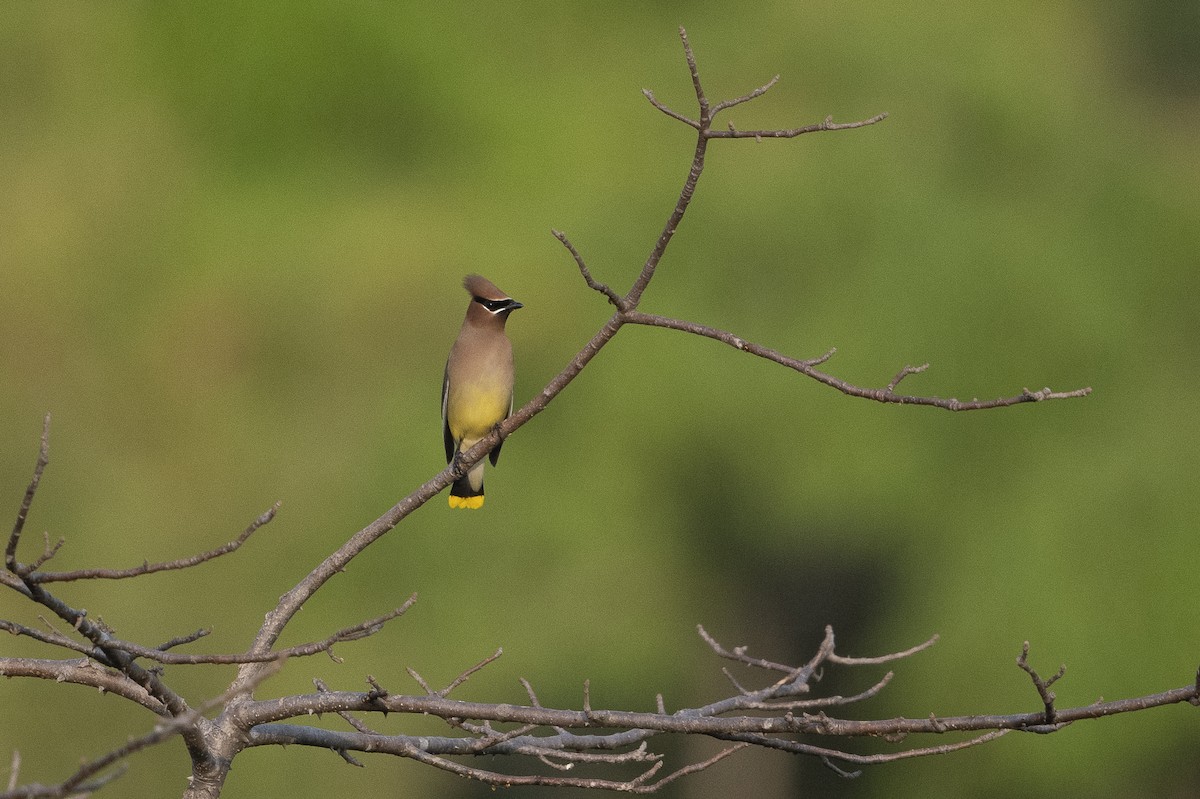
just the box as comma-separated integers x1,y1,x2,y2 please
4,27,1190,799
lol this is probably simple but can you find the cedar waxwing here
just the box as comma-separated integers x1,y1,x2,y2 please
442,275,523,509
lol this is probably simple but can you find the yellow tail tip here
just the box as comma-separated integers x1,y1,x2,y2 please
449,494,485,510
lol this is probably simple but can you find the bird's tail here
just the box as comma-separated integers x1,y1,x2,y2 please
449,460,485,509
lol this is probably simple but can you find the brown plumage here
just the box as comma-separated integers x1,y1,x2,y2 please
442,275,523,509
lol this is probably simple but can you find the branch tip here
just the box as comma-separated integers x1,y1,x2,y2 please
440,648,504,697
1017,641,1066,725
553,229,624,307
7,414,53,572
821,755,863,779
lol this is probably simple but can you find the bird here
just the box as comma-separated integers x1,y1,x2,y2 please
442,275,523,509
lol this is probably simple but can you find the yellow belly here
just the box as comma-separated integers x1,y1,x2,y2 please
447,383,509,442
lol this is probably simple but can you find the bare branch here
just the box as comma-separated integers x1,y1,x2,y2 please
332,749,364,768
708,112,890,139
406,665,434,695
0,762,126,799
97,600,415,665
231,618,1197,788
27,503,280,584
0,618,96,658
157,629,211,652
711,74,780,115
441,648,503,697
694,625,931,710
739,671,896,712
637,744,748,792
6,414,50,574
247,722,746,794
1017,641,1068,727
622,310,1093,410
1,661,284,799
315,678,380,735
25,532,64,572
242,654,1200,743
8,584,410,676
887,363,930,393
698,623,807,675
552,230,623,307
7,581,196,722
519,741,656,767
719,667,751,695
641,89,699,129
679,27,707,120
826,633,941,666
0,657,166,715
520,677,571,737
821,754,862,779
715,728,1012,766
6,751,17,793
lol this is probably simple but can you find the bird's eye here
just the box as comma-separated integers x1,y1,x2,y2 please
475,297,509,313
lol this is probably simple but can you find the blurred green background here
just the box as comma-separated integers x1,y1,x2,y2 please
2,3,1198,797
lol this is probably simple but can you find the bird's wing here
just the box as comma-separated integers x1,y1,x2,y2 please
442,363,455,463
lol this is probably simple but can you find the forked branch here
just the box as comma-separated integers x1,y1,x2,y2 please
560,27,1091,412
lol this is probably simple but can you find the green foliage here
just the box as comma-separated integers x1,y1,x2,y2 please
2,3,1198,797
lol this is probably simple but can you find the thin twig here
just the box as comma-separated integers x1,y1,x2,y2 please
719,666,751,695
886,363,930,393
711,74,780,114
697,624,803,674
1017,641,1067,726
679,27,707,120
821,754,862,779
439,648,503,697
737,671,896,712
315,679,378,735
716,728,1011,765
623,310,1092,410
0,620,94,658
406,666,434,695
826,634,941,666
552,230,623,307
27,502,281,583
25,532,63,572
57,602,416,666
521,677,571,737
6,414,50,574
6,750,19,793
1,660,285,799
709,112,889,139
641,89,699,129
156,629,210,652
635,743,748,792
